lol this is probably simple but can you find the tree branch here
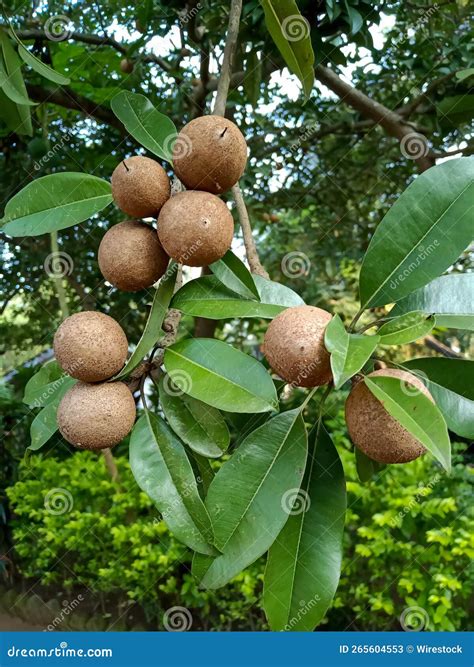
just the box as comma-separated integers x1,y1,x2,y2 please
212,0,242,116
232,184,269,279
314,64,435,172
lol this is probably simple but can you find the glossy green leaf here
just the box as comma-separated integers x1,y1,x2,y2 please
194,409,308,589
355,447,386,483
260,0,315,98
403,358,474,439
171,274,304,319
24,361,76,409
210,250,260,300
0,51,36,105
110,91,177,161
158,375,229,458
324,314,379,389
129,411,215,555
378,311,435,345
189,452,215,498
1,173,113,237
390,274,474,331
437,95,474,127
17,42,70,85
365,376,451,473
164,338,278,414
114,263,176,379
0,32,32,134
359,158,474,309
344,3,363,34
0,88,32,135
29,399,60,451
264,424,345,631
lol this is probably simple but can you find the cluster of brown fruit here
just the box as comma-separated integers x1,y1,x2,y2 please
53,115,248,450
263,305,431,465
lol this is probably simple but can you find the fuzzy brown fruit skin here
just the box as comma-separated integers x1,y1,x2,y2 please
263,305,333,387
57,381,136,450
157,191,234,266
98,220,169,292
54,311,128,382
120,58,134,74
111,156,171,218
345,368,433,464
172,116,247,194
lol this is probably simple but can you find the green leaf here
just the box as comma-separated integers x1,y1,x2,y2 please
210,250,260,300
17,42,70,85
1,173,113,237
324,314,379,389
0,51,36,105
259,0,315,98
171,274,304,319
158,375,230,458
344,3,363,34
164,338,278,414
0,88,32,135
359,158,474,309
129,411,215,555
194,409,308,589
378,311,435,345
365,376,451,473
390,274,474,331
403,358,474,439
264,424,345,631
455,68,474,82
113,263,176,379
437,95,474,127
29,399,60,451
355,447,386,483
0,32,32,134
24,361,76,409
243,50,262,106
110,91,177,162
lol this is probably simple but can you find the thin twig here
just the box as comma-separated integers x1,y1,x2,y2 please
212,0,242,116
232,184,269,279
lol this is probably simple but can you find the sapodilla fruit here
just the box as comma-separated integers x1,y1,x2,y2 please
345,368,433,464
98,220,169,291
120,58,134,74
263,305,333,387
111,156,170,218
172,116,247,194
57,381,136,449
54,311,128,382
157,191,234,266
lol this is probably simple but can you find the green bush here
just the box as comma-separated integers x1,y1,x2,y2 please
6,417,473,631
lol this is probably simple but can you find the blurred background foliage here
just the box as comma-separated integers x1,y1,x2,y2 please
0,0,473,630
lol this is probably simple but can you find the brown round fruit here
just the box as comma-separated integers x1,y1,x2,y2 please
57,381,136,450
172,116,247,194
54,311,128,382
345,368,433,464
120,58,134,74
111,156,170,218
98,220,169,291
263,305,333,387
157,191,234,266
